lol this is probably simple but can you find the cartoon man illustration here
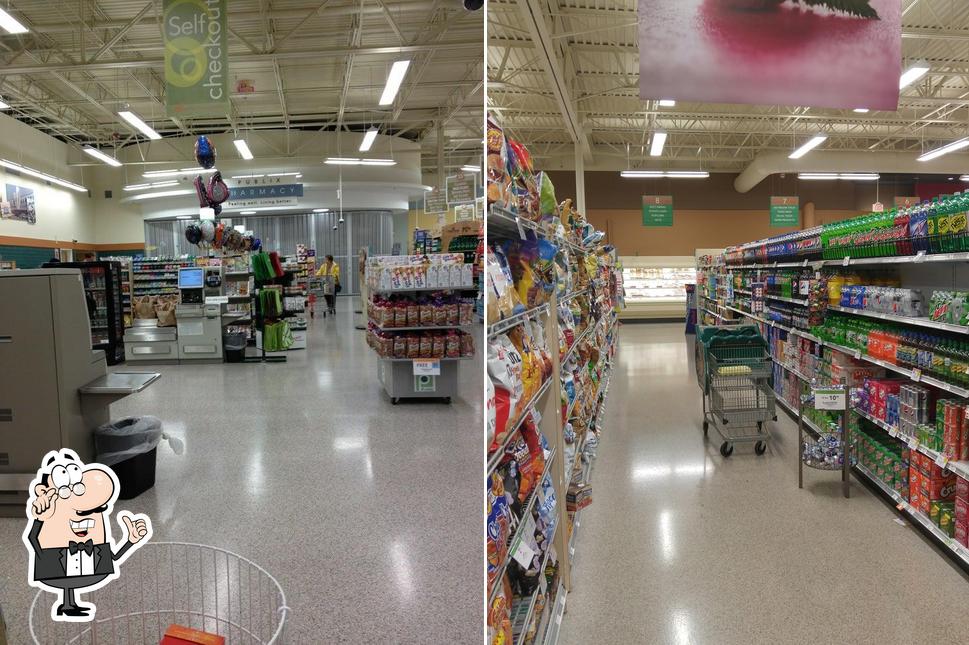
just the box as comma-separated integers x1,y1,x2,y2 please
22,449,152,621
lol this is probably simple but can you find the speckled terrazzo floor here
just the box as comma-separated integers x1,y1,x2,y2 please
0,302,483,644
559,323,969,645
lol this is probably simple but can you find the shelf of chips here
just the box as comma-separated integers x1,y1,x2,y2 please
486,114,623,645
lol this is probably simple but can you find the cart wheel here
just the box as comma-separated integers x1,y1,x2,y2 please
755,441,767,455
444,397,452,404
757,422,763,430
719,442,733,458
702,420,709,436
391,397,399,405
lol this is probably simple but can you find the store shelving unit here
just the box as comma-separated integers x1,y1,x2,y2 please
132,257,194,296
713,231,969,571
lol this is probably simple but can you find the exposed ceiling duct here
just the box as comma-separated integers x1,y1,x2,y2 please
734,150,969,193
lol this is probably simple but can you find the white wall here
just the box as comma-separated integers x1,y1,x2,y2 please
0,113,97,243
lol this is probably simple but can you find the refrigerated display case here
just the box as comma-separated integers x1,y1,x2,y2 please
619,256,696,320
42,261,126,364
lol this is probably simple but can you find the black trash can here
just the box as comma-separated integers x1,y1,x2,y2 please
94,416,162,499
224,331,247,363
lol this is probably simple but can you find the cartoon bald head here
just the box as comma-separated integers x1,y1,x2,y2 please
31,453,117,548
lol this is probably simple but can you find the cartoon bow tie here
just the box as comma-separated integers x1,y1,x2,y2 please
68,539,94,555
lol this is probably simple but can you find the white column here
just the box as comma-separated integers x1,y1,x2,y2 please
574,145,587,214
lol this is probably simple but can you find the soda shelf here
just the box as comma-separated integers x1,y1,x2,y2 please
827,304,969,336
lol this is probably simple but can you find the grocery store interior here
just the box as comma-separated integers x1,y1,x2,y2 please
487,1,969,644
0,1,483,643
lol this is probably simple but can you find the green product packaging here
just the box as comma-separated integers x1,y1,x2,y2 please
940,510,955,537
930,500,943,526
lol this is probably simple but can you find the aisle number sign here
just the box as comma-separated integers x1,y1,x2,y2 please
814,387,847,411
642,195,673,227
424,188,448,215
770,196,800,228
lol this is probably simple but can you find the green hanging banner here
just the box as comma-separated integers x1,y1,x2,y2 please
642,195,673,227
163,0,229,117
770,196,800,228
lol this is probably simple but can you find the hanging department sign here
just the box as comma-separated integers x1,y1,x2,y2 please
642,195,673,227
163,0,229,117
770,196,800,228
226,183,303,209
446,173,476,205
424,187,448,214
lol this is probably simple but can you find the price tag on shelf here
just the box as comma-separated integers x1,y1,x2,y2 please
510,533,536,569
803,258,809,267
842,256,851,267
912,368,922,382
914,250,927,263
888,427,899,438
412,359,441,376
908,436,920,451
515,217,526,240
814,387,847,410
539,567,548,593
935,454,950,470
853,350,862,360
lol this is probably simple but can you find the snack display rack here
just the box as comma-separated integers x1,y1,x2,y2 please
701,214,969,569
364,254,477,403
486,117,623,645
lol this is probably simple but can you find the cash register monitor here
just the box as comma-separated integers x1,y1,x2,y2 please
178,267,204,289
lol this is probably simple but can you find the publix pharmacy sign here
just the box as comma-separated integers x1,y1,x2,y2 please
163,0,229,117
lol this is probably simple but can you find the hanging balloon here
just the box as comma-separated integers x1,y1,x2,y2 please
252,238,262,251
213,222,226,249
194,136,217,169
194,176,209,208
206,171,230,204
200,219,216,243
185,224,202,245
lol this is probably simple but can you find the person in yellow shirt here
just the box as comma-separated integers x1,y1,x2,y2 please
316,254,341,314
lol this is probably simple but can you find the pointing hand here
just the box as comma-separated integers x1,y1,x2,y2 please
32,488,57,521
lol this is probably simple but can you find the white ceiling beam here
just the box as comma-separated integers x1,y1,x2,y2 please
89,3,153,62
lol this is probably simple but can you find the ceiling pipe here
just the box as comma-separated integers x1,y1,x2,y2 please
734,150,969,193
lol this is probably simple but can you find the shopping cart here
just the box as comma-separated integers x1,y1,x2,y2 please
29,542,289,644
696,325,775,457
308,275,335,317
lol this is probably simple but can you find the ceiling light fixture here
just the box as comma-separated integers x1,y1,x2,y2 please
461,165,482,173
267,172,302,177
313,208,330,213
240,210,257,215
176,215,193,220
359,127,379,152
658,99,676,107
900,62,930,90
0,159,87,192
123,181,179,192
324,157,396,166
118,110,162,140
789,133,827,159
960,175,969,182
853,108,870,113
917,137,969,162
620,170,709,179
82,146,123,167
798,173,880,181
129,189,194,201
0,99,9,110
379,60,411,105
233,138,254,160
649,131,667,157
0,8,28,34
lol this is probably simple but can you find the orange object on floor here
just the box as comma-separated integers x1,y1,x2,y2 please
160,624,225,645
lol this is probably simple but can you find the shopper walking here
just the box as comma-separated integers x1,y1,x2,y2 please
316,255,341,315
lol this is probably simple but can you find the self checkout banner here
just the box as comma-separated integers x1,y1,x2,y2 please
163,0,230,117
638,0,901,110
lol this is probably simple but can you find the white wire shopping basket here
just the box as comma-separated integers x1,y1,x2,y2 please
29,542,290,645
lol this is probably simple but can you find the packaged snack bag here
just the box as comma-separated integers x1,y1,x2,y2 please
393,334,407,359
507,138,540,219
446,331,461,358
420,300,435,326
432,333,446,358
487,473,511,588
434,298,449,326
447,301,460,326
407,302,420,327
407,334,420,358
460,300,475,326
507,435,535,501
537,171,558,223
489,334,524,427
394,301,408,327
461,332,476,357
521,414,546,476
487,117,512,209
419,334,432,358
509,326,541,402
487,377,497,448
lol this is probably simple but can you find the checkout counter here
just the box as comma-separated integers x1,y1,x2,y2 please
0,269,159,516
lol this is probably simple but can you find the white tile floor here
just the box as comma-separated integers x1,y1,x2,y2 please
559,323,969,645
0,303,483,644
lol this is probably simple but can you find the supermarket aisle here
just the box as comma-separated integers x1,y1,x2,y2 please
0,301,482,644
559,324,969,645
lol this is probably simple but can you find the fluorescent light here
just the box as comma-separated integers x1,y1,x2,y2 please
143,167,217,178
0,99,9,110
620,170,708,179
359,128,379,152
798,173,880,181
267,172,301,177
313,208,329,212
82,146,122,167
129,189,194,201
658,99,676,107
324,157,396,166
0,159,87,192
0,8,28,34
233,139,254,160
379,60,410,105
789,134,827,159
230,174,265,180
900,63,930,90
124,181,179,192
461,165,482,173
853,108,870,113
917,137,969,162
960,175,969,182
234,225,246,232
649,131,667,157
176,215,193,220
240,210,257,215
118,110,162,140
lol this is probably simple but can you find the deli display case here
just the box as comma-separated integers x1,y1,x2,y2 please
619,256,696,320
42,261,126,364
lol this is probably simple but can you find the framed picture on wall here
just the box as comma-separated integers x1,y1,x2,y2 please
5,183,36,224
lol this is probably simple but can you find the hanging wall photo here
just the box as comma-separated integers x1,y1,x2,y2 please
638,0,902,110
4,183,37,224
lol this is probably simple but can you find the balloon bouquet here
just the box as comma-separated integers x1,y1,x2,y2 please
183,136,262,253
